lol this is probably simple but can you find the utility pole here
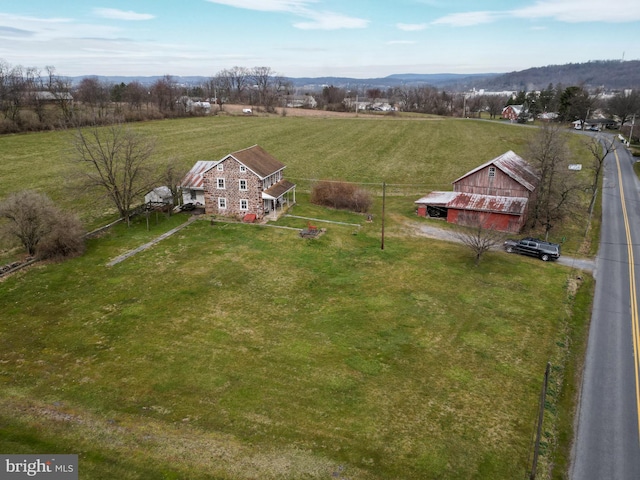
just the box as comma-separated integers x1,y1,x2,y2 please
381,182,386,250
628,113,636,147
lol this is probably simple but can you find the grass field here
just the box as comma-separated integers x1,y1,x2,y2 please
0,115,595,479
0,115,564,217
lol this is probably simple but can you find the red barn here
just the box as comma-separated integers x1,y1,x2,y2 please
501,104,524,122
415,151,539,233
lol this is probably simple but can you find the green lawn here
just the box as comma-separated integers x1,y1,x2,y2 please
0,115,595,479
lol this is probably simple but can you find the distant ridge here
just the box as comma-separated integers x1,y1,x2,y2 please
70,59,640,92
463,59,640,91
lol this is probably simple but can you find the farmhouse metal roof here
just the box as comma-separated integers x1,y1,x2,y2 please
180,160,219,189
416,191,528,215
453,150,538,192
226,145,286,179
262,180,296,200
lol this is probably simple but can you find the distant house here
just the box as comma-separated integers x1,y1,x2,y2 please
415,150,539,233
502,104,525,122
537,112,559,121
286,95,317,109
179,160,220,206
195,145,296,221
176,97,211,113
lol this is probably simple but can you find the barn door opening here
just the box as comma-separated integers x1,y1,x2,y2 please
427,205,448,218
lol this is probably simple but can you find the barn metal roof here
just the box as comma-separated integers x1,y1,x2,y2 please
415,191,457,206
453,150,539,192
416,191,528,215
180,160,219,189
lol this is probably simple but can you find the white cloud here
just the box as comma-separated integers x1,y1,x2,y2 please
93,8,155,21
396,23,427,31
204,0,316,12
432,0,640,27
206,0,367,30
0,13,118,41
293,11,368,30
431,11,501,27
511,0,640,22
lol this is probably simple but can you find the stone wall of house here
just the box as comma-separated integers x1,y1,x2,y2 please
203,158,264,219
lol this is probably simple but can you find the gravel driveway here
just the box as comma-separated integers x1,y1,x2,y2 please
409,221,595,274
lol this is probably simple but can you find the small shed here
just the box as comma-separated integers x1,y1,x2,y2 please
145,186,173,206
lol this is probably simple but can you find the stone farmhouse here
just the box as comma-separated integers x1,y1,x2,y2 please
415,150,539,233
181,145,296,221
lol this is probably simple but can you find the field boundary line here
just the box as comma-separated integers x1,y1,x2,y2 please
106,216,197,267
284,215,361,227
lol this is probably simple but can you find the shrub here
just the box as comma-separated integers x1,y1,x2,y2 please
36,210,86,260
0,190,85,260
310,180,372,213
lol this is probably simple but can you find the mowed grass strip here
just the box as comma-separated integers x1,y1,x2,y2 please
0,208,582,479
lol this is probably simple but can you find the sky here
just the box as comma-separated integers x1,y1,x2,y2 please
1,0,640,79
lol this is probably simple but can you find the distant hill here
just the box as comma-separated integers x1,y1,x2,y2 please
72,59,640,93
460,60,640,92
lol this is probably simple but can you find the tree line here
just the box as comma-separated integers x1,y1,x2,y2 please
2,59,639,135
0,61,295,133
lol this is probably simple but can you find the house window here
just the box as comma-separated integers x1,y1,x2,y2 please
239,179,247,191
190,190,197,200
217,178,225,189
239,165,246,173
488,166,496,178
218,197,227,209
217,164,224,172
240,199,248,211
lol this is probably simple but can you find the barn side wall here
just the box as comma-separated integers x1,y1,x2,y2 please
447,209,524,233
454,166,531,198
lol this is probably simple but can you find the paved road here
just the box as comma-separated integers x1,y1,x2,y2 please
571,138,640,479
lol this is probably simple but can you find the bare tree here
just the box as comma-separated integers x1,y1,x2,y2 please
76,77,111,118
584,135,616,217
218,67,250,103
607,90,640,127
526,124,582,238
251,66,274,111
161,161,187,213
0,61,26,123
453,213,504,266
150,75,180,114
0,190,54,256
123,81,148,112
73,123,158,226
45,66,74,125
484,95,508,119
